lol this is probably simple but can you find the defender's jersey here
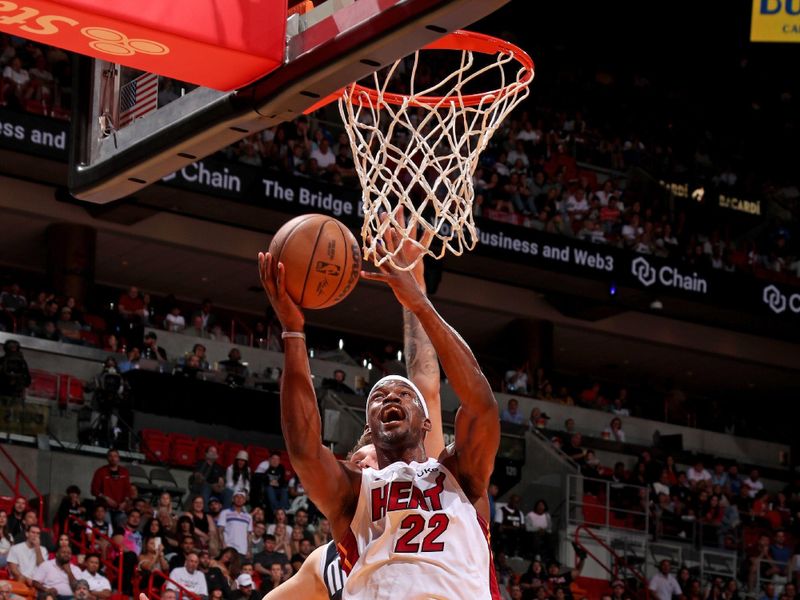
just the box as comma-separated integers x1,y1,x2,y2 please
320,540,346,600
337,458,499,600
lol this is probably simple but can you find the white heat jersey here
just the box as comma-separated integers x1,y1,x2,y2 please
337,458,499,600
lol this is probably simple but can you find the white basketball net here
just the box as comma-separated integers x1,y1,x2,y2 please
339,38,532,270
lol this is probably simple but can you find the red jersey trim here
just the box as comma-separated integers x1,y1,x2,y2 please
336,528,360,575
476,514,502,600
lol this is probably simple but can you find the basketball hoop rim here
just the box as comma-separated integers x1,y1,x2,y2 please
345,30,534,108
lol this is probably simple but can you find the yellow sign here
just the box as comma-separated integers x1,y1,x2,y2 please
752,0,800,42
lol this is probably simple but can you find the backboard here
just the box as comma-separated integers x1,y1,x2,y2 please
67,0,512,203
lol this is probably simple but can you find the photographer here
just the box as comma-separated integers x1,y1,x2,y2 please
83,358,130,448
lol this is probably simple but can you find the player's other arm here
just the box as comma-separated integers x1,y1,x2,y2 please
403,256,444,458
258,253,359,532
262,544,328,600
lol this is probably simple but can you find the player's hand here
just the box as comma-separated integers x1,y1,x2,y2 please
258,252,305,332
360,221,428,313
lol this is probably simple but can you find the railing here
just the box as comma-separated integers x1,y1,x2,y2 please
66,515,124,593
755,557,790,597
567,474,650,535
229,317,254,348
574,523,651,599
0,444,44,525
145,569,202,600
701,548,738,588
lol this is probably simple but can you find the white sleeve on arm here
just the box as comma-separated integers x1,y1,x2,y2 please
494,506,503,525
672,578,682,595
197,572,208,596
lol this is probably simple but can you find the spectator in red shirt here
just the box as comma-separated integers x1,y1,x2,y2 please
117,286,148,348
118,287,147,323
90,449,131,526
579,382,601,408
599,196,622,234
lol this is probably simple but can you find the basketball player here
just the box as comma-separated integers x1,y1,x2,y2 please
258,219,500,598
263,231,447,600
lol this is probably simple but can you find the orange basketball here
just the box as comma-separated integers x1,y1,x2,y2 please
268,214,362,309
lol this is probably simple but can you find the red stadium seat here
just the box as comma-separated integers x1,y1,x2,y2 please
140,429,170,463
83,314,107,331
221,441,245,467
582,494,607,526
171,437,199,468
247,445,271,470
24,99,49,115
58,375,85,405
80,330,101,347
278,450,296,481
29,371,57,400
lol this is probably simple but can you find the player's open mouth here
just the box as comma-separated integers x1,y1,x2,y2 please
380,404,406,424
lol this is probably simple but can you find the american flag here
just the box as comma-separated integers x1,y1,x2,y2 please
118,72,158,127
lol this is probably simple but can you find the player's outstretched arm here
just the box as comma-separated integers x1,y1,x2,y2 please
262,544,328,600
397,221,444,458
361,231,499,502
258,252,359,535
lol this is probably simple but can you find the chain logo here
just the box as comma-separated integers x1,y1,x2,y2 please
762,285,787,314
631,256,657,287
81,27,169,57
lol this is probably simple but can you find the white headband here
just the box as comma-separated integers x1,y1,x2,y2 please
367,375,429,420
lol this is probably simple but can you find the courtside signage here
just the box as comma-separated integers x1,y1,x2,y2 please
751,0,800,42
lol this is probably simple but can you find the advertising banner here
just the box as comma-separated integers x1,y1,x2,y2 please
3,107,799,321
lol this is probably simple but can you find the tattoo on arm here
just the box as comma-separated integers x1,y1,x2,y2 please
403,308,439,380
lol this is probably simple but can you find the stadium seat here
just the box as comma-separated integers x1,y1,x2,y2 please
128,464,158,498
24,99,49,115
80,330,101,346
140,429,170,463
573,577,609,599
83,314,107,331
58,375,85,405
247,445,271,469
171,437,199,468
29,371,57,400
149,467,181,495
221,441,245,467
582,494,607,526
278,450,296,480
169,432,193,444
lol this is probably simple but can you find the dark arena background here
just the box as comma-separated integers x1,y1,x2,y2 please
1,1,799,599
